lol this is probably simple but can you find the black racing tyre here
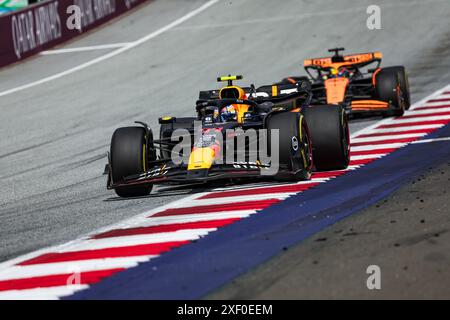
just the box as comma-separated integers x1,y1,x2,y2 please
159,118,195,160
382,66,411,109
375,68,404,117
303,105,350,171
110,127,153,197
266,112,312,181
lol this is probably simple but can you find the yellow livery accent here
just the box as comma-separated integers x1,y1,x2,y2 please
219,86,246,100
271,85,278,97
217,75,243,82
235,105,250,124
298,115,308,168
142,144,146,172
188,147,215,170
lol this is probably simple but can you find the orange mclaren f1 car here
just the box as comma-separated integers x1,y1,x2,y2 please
106,75,349,197
278,48,411,117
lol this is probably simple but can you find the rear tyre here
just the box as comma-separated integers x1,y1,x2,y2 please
110,127,153,198
303,105,350,171
382,66,411,109
266,112,313,181
376,68,405,117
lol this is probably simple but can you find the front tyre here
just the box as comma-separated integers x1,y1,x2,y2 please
110,127,153,197
266,112,313,181
303,105,350,171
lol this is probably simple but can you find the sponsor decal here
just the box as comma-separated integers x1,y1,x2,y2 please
0,0,151,68
291,136,299,151
12,1,62,58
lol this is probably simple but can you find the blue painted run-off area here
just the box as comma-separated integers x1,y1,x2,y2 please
69,124,450,300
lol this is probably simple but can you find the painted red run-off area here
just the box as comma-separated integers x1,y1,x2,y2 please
18,241,189,266
311,170,348,179
92,218,240,239
428,98,450,103
414,104,450,111
150,199,281,217
350,148,399,156
351,137,417,147
198,182,320,199
0,269,123,291
399,111,450,119
349,158,377,166
379,119,450,128
356,128,437,138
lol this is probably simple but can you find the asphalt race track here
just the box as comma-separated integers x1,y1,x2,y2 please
0,0,449,299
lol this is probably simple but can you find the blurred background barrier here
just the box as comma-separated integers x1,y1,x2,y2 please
0,0,28,15
0,0,151,68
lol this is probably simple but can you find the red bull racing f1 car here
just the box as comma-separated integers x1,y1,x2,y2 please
106,76,350,197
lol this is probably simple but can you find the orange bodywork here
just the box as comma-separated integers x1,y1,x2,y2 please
350,100,389,111
303,51,388,111
372,68,382,86
324,78,349,104
304,52,382,70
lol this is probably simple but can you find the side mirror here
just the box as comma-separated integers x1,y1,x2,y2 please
299,81,311,91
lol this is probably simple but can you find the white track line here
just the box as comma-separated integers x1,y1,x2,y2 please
381,115,450,124
420,100,450,107
404,107,450,115
210,179,327,192
0,0,220,98
411,136,450,144
40,43,132,55
56,229,215,252
350,154,385,161
351,143,407,152
352,133,426,143
172,193,291,207
0,285,89,300
82,210,255,234
363,124,444,134
145,210,255,226
0,256,152,281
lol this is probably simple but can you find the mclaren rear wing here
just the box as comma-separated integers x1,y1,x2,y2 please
304,52,382,69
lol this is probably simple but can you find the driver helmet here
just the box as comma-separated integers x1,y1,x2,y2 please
220,105,237,122
329,67,338,78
